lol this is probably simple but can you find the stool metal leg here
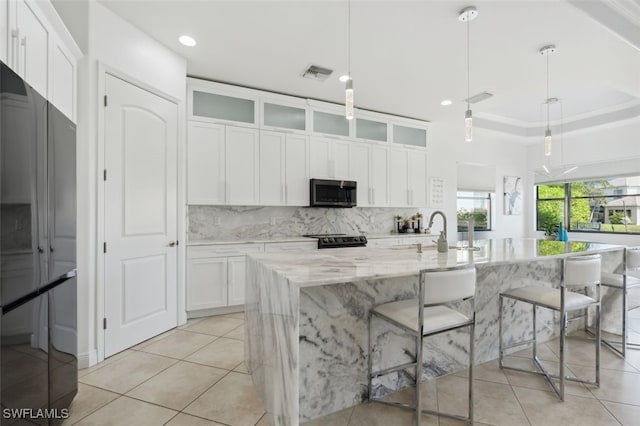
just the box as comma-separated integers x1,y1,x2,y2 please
499,295,504,367
368,312,373,401
532,304,537,359
468,319,475,423
559,311,567,401
415,333,423,426
596,302,601,386
622,285,628,358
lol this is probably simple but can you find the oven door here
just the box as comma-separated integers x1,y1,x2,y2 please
310,179,357,207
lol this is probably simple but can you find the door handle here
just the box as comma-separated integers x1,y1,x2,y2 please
168,241,176,247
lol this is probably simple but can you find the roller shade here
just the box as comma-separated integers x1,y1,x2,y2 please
457,163,496,192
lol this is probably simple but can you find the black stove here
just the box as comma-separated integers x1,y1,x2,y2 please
303,233,367,249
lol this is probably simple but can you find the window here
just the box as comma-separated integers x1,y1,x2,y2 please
457,191,492,231
536,176,640,234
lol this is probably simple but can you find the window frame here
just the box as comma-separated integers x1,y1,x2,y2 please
535,180,639,235
456,191,493,232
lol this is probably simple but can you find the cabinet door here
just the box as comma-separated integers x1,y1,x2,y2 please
259,131,285,205
389,147,409,207
284,134,309,205
309,137,331,179
408,150,427,206
187,257,227,310
226,126,259,205
371,145,389,207
187,122,226,204
331,140,350,180
15,0,49,98
349,142,371,206
51,35,75,121
227,256,246,306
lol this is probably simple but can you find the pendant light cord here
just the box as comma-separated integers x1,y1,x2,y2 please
348,0,351,78
467,16,470,111
546,53,550,131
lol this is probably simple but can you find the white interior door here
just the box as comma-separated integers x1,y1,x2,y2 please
104,74,178,357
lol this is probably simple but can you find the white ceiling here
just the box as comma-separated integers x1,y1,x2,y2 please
99,0,640,133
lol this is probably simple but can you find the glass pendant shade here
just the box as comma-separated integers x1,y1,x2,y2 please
464,109,473,142
345,78,354,120
544,128,552,156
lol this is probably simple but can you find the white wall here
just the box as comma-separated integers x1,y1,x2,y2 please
56,2,186,367
526,117,640,245
429,121,530,242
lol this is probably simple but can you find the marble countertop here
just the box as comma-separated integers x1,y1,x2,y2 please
248,238,624,288
187,233,439,246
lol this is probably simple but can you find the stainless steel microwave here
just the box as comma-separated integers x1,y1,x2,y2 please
309,179,357,208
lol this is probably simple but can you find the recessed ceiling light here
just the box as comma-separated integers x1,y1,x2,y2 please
179,35,197,47
440,99,452,106
338,75,350,83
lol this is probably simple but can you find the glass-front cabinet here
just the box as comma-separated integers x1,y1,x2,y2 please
261,98,308,132
392,123,427,148
188,79,260,127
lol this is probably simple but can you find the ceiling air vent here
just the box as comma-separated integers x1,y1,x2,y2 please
301,65,333,82
464,91,494,104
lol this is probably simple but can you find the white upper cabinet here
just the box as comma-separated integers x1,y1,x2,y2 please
226,126,259,205
284,134,309,205
332,140,350,180
2,0,80,122
12,0,49,98
50,35,75,121
259,131,285,205
349,142,371,206
186,79,431,208
392,123,427,148
389,147,409,207
309,137,332,179
187,122,226,205
188,79,259,128
408,150,428,206
261,97,307,133
371,145,389,207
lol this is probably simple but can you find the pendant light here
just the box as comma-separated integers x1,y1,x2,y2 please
345,0,354,120
539,45,557,156
459,6,478,142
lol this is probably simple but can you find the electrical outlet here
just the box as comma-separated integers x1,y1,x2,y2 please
369,216,375,224
213,217,221,226
269,217,277,226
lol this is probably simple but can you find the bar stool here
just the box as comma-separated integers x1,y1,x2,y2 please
499,254,601,401
368,265,476,425
600,247,640,357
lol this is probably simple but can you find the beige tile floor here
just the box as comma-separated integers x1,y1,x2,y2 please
65,311,640,426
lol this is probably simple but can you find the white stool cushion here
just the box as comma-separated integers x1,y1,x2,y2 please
502,286,596,311
601,272,640,289
374,299,471,335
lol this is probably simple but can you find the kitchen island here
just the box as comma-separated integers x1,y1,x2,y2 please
245,238,624,425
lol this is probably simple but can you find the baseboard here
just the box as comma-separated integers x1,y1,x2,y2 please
187,305,244,319
77,349,98,369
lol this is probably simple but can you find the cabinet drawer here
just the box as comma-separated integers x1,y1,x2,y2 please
264,241,317,253
188,244,264,258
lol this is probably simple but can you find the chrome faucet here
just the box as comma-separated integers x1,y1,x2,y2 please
428,211,447,241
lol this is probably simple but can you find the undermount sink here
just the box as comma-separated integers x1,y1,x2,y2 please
388,244,459,250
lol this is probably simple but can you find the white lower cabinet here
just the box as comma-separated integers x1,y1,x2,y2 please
227,256,247,306
187,244,264,312
187,257,227,310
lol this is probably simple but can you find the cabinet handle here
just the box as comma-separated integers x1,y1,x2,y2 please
167,241,176,247
20,37,26,77
226,181,230,202
285,184,288,204
11,29,19,70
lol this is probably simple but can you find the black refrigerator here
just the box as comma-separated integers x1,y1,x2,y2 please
0,61,77,424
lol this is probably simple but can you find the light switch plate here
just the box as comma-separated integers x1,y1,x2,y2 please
269,217,277,226
369,216,375,224
213,217,221,225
